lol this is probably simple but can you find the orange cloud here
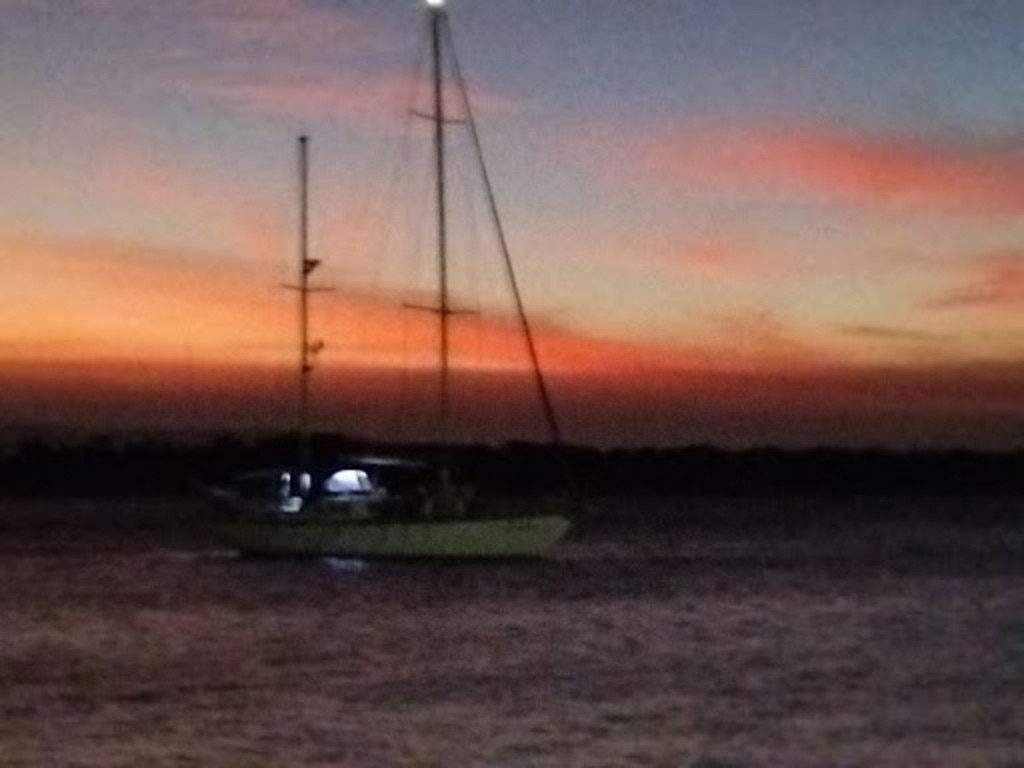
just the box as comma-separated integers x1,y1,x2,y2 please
603,232,766,280
682,238,758,278
6,233,1023,446
1,232,289,363
700,309,842,370
104,152,286,265
0,231,715,377
926,250,1024,311
578,122,1024,215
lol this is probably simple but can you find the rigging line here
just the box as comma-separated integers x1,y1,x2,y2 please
437,127,474,441
352,24,428,440
359,24,429,297
452,124,487,444
391,305,413,442
443,17,563,446
448,111,486,314
392,145,435,440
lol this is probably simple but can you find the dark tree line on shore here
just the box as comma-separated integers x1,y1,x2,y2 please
1,432,1023,500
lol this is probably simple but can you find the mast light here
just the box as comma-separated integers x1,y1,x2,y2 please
426,0,444,7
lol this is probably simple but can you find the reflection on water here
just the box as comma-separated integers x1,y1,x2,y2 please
1,499,1022,767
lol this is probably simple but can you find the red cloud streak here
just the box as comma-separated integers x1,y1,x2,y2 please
602,124,1024,215
182,70,516,126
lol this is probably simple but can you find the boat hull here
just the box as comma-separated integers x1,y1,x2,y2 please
217,513,571,558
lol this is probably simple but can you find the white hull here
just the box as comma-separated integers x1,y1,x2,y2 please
218,511,571,558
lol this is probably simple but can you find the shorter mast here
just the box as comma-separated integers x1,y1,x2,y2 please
287,135,324,466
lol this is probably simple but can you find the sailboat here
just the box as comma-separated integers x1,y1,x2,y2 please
209,0,574,558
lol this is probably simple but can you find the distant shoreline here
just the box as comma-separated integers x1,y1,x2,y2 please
1,432,1022,501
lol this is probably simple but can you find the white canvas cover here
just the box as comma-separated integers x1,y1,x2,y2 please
324,469,373,494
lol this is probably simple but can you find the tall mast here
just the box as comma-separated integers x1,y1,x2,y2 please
417,0,562,445
429,0,451,428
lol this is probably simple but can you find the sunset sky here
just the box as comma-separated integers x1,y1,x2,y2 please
2,0,1023,447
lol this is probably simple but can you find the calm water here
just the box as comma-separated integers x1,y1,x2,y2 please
1,499,1022,767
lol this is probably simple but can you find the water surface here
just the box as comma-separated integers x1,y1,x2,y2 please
1,498,1022,766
